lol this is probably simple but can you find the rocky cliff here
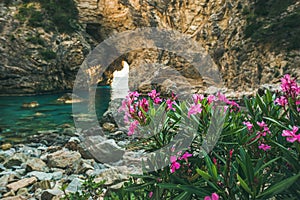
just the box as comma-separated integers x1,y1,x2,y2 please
0,1,96,95
1,0,300,95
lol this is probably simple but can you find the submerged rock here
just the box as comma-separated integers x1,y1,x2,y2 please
56,93,84,104
21,101,39,109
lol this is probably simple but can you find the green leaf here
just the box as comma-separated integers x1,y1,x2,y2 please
196,168,212,180
237,174,253,195
254,157,281,176
257,173,300,198
263,117,289,129
173,192,191,200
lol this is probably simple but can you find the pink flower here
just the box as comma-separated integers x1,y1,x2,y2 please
243,121,253,131
204,192,219,200
212,157,217,165
149,191,153,198
282,126,300,143
128,120,139,136
148,89,162,104
138,98,149,112
274,96,288,106
280,74,300,97
229,149,234,158
170,155,181,173
259,143,271,151
179,152,192,162
217,92,228,102
153,97,163,104
129,91,139,100
207,95,216,104
148,89,158,99
193,94,204,104
257,121,271,134
171,92,178,101
188,103,202,118
166,99,176,111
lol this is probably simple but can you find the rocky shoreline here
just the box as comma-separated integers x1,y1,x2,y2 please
0,116,144,200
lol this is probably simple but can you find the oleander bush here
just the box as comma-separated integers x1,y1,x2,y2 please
63,74,300,199
108,74,300,199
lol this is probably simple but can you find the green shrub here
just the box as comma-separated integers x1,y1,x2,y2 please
40,49,56,60
15,0,79,33
104,74,300,199
243,0,300,50
26,36,45,46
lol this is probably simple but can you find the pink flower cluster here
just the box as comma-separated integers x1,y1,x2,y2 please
282,126,300,143
204,192,219,200
170,152,192,173
243,121,271,151
243,121,253,131
119,90,178,135
275,74,300,111
256,121,271,151
119,91,149,135
187,93,240,118
280,74,300,98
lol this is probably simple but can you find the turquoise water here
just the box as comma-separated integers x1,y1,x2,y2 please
0,87,111,143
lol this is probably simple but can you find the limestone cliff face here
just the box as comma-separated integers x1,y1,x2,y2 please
76,0,300,95
0,1,96,95
0,0,299,95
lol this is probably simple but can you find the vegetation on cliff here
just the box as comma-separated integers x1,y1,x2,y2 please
15,0,79,33
243,0,300,50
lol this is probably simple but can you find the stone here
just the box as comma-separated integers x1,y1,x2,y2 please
1,143,12,150
82,137,125,163
47,149,81,169
94,168,129,186
0,175,9,187
102,122,116,132
76,160,94,174
25,157,48,172
6,177,37,192
51,171,63,181
26,171,53,181
1,196,26,200
3,153,28,168
41,189,64,200
21,101,39,108
65,178,83,193
16,188,29,196
56,93,83,104
33,180,52,190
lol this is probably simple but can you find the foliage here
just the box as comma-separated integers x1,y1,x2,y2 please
243,0,300,50
40,49,56,60
26,36,45,46
15,0,79,33
107,74,300,199
60,176,105,200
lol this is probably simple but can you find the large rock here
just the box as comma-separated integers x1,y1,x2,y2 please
6,177,37,192
3,153,28,168
82,136,125,163
41,189,64,200
26,171,53,181
25,157,48,172
47,149,81,169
